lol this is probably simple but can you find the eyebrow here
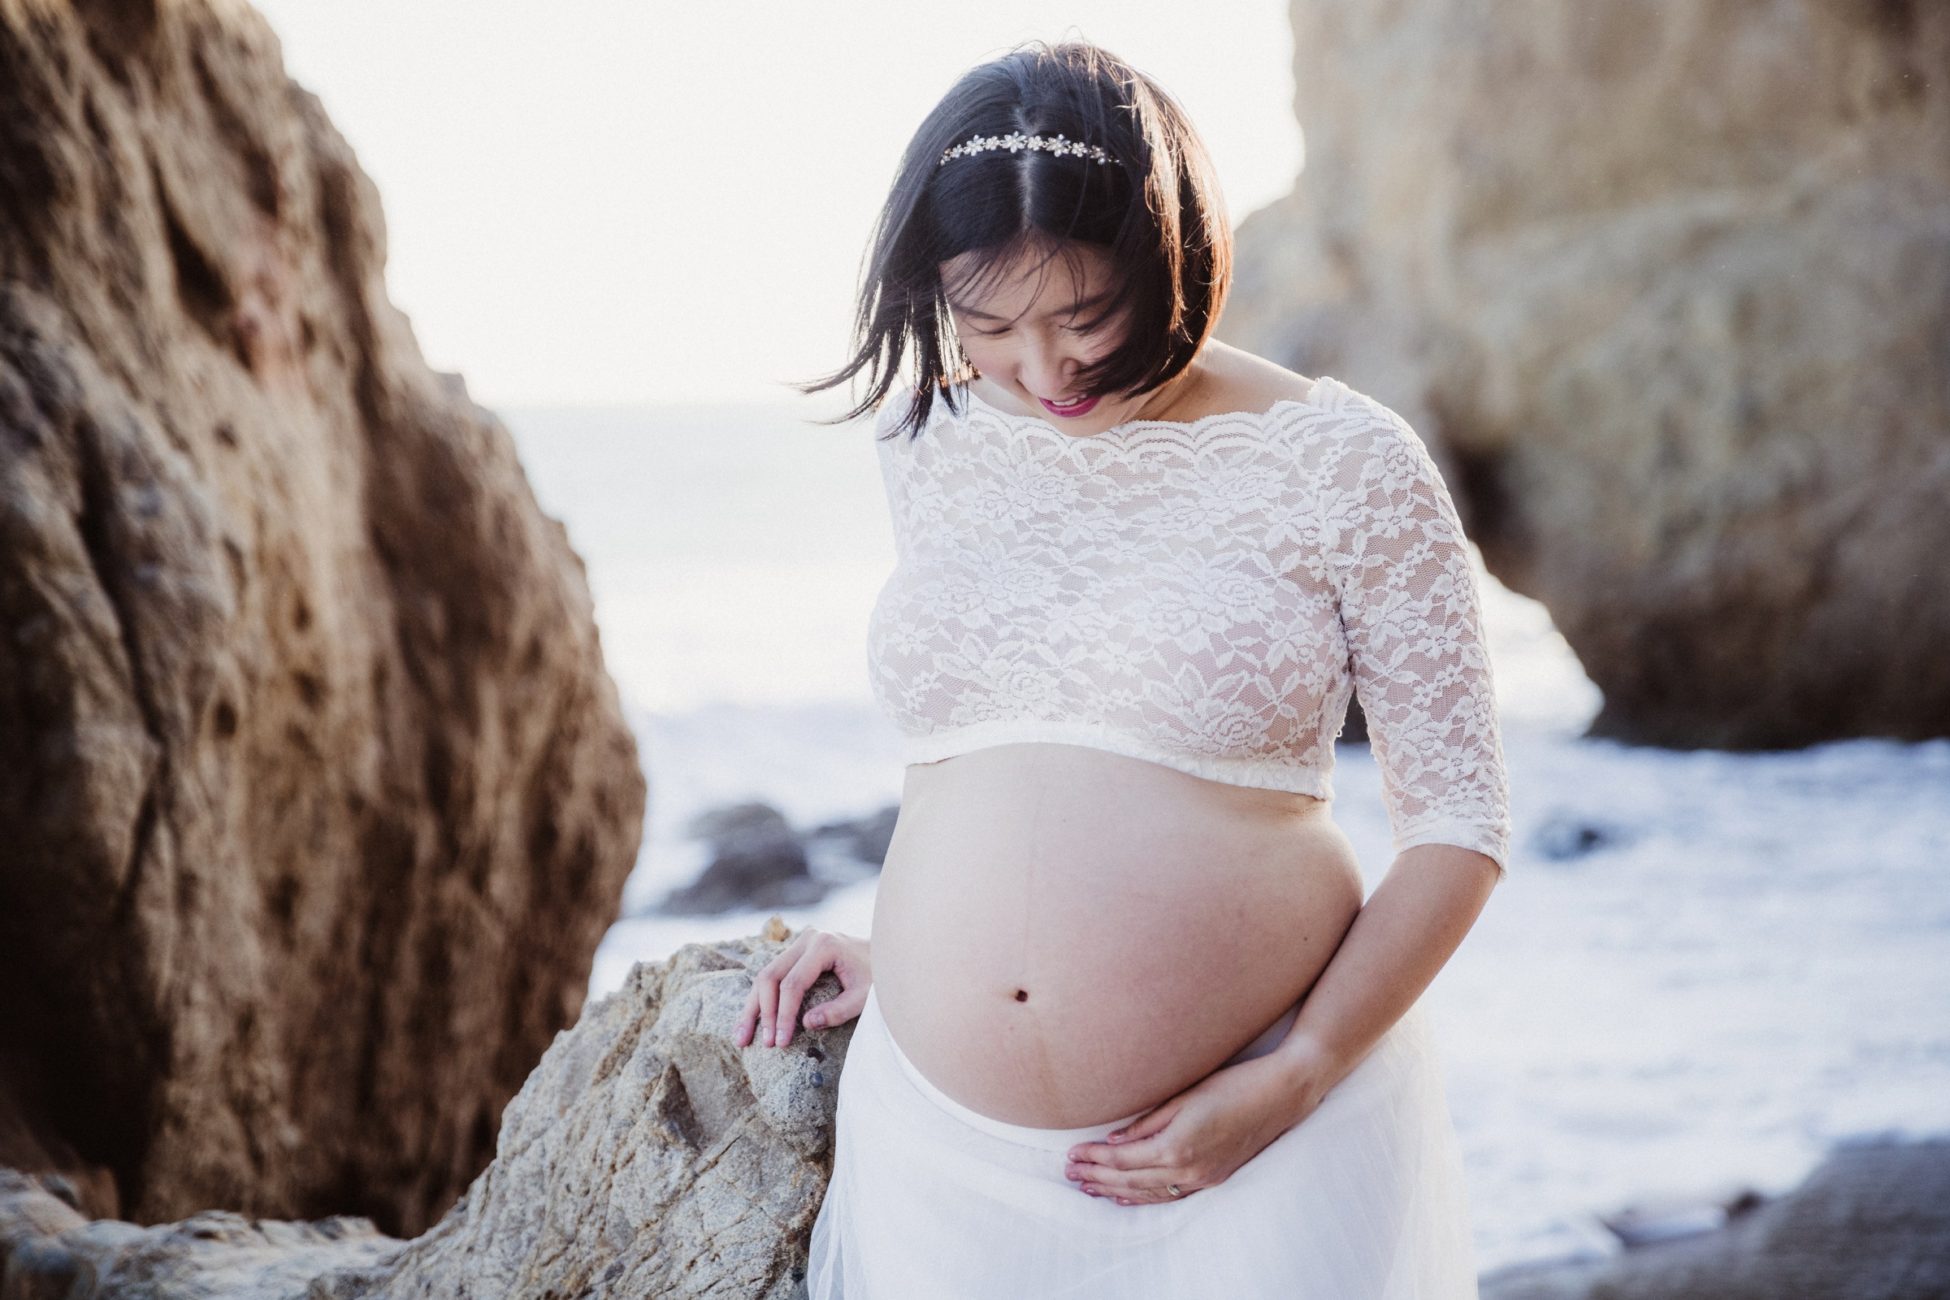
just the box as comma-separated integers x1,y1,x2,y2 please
947,288,1116,322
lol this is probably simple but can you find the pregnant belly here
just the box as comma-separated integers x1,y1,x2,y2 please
868,743,1366,1129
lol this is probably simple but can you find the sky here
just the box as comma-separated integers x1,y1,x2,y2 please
249,1,1302,409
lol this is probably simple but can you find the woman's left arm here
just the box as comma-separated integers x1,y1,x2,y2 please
1257,843,1499,1123
1065,403,1512,1205
1266,400,1515,1110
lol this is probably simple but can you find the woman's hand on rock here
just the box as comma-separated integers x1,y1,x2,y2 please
733,927,872,1050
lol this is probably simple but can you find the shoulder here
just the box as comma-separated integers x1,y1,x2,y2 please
1190,341,1325,416
1282,378,1460,530
1196,347,1425,473
1183,345,1423,479
1280,370,1428,464
872,382,932,440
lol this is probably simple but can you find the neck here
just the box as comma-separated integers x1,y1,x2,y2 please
1125,362,1207,424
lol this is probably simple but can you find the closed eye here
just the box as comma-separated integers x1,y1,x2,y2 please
971,320,1101,338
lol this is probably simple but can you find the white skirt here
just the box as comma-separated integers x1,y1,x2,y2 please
805,984,1481,1299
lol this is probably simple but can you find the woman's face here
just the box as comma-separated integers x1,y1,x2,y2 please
940,243,1154,435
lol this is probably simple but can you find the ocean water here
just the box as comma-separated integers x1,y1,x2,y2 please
503,401,1950,1275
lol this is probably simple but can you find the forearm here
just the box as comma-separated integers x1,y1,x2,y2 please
1262,843,1499,1118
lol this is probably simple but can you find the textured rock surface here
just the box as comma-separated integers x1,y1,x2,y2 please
1225,1,1950,746
1480,1135,1950,1299
0,922,849,1300
0,0,646,1237
0,1169,400,1300
318,921,844,1299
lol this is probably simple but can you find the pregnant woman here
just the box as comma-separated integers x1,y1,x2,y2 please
739,38,1513,1298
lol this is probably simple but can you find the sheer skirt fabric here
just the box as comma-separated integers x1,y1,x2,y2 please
806,984,1481,1298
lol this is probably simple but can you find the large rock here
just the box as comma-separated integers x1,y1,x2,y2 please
0,0,646,1236
1480,1135,1950,1299
0,922,848,1300
1225,1,1950,746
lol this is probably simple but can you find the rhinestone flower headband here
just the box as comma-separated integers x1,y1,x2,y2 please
938,130,1117,168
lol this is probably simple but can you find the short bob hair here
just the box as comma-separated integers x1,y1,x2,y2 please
795,38,1232,442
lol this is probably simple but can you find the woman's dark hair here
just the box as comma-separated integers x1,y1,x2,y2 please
792,38,1232,441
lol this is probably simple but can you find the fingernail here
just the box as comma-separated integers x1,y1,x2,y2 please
1108,1132,1123,1143
806,1012,823,1028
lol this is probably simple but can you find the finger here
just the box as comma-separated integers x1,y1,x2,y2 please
1113,1188,1192,1206
1097,1171,1199,1205
1068,1110,1173,1168
803,984,865,1030
1067,1136,1173,1197
735,962,778,1045
1070,1135,1150,1174
1084,1170,1186,1203
1126,1171,1203,1205
733,986,760,1046
755,973,781,1047
751,942,801,1047
774,941,834,1049
1110,1106,1174,1143
1076,1146,1171,1193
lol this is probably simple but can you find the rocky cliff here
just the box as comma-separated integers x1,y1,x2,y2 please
0,0,647,1237
1224,1,1950,746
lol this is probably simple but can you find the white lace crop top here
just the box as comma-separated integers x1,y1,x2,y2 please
864,375,1514,879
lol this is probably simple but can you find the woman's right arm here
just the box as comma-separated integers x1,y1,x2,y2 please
732,927,873,1050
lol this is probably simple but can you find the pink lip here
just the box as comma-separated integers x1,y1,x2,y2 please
1038,394,1099,418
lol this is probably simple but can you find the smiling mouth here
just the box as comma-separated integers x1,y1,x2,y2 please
1037,394,1100,417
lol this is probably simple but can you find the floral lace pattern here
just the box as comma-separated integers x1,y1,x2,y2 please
865,377,1513,877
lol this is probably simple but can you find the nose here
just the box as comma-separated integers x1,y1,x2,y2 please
1019,339,1083,400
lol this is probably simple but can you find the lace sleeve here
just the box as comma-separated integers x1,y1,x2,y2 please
871,390,912,560
1322,406,1513,880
